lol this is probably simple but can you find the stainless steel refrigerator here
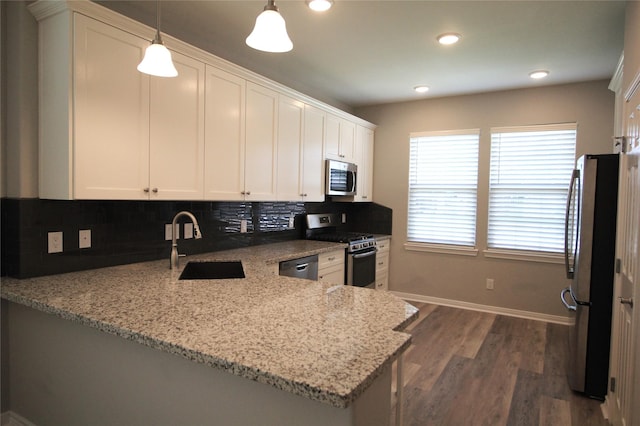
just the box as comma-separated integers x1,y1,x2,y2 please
561,154,619,400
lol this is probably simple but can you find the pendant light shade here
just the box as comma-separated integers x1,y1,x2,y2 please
246,0,293,53
137,2,178,77
137,39,178,77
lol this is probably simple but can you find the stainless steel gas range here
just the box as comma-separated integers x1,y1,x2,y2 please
305,213,377,289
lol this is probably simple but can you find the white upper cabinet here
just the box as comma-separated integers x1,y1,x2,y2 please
73,14,151,200
325,114,356,163
355,125,374,202
53,13,205,200
301,105,326,202
277,95,305,201
149,50,205,200
31,1,375,202
245,82,278,201
204,66,246,201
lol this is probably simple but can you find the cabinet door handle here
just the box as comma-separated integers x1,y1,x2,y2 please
152,188,158,193
143,188,150,193
620,297,634,308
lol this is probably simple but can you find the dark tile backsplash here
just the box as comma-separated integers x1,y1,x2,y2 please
1,198,391,279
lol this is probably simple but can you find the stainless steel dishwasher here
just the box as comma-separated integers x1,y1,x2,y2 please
278,254,318,281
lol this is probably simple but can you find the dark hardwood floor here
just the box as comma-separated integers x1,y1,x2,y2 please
391,303,609,426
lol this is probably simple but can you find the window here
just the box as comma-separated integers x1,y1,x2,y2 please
407,130,480,247
488,123,577,253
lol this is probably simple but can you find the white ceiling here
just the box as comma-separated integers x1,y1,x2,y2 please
96,1,626,110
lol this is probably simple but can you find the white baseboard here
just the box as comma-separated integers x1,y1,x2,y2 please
1,411,37,426
391,291,572,325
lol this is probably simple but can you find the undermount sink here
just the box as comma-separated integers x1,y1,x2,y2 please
178,261,245,280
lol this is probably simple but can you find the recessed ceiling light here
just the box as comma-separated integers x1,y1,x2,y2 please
529,70,550,79
306,0,333,12
414,85,430,93
437,33,461,45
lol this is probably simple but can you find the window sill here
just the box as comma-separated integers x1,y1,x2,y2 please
483,248,564,264
404,242,479,257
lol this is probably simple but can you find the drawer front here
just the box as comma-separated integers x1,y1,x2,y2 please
376,239,390,254
375,268,388,290
376,253,389,272
319,250,345,269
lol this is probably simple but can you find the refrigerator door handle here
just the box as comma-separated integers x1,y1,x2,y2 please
564,169,580,279
561,287,577,311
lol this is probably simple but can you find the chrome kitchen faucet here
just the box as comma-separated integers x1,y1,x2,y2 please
170,211,203,269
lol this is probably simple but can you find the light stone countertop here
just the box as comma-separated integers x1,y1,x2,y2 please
1,240,418,408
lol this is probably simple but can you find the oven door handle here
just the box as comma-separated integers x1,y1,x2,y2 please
352,248,377,259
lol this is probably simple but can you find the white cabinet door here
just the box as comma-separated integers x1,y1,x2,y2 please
325,114,341,160
302,105,326,202
245,82,278,201
277,95,304,201
339,119,356,163
355,125,374,202
149,50,205,200
204,66,246,201
74,14,150,200
324,114,356,163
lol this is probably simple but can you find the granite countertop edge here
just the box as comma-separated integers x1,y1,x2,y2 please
1,240,417,408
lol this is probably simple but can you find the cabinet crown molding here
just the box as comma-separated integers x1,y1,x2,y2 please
28,0,375,129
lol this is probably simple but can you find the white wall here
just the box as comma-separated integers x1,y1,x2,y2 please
3,0,39,199
355,80,615,317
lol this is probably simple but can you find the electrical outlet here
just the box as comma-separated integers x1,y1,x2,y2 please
341,213,347,223
240,219,247,233
288,216,295,228
79,229,91,249
165,224,179,241
184,223,194,239
48,231,63,254
486,278,495,290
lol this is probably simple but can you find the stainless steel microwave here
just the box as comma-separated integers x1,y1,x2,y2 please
326,159,357,196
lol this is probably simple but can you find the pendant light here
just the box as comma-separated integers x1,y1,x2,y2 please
137,1,178,77
246,0,293,53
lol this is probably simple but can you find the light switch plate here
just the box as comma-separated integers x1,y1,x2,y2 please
165,224,179,241
79,229,91,249
48,231,63,254
240,219,247,233
184,223,194,239
288,216,295,228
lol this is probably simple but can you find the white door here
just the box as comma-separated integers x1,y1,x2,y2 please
355,125,374,202
302,104,326,202
149,50,205,200
276,95,304,201
245,82,278,201
609,82,640,426
203,66,246,201
74,14,150,200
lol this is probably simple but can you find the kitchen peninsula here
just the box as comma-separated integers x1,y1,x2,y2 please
2,240,417,425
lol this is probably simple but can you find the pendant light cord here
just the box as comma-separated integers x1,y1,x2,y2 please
155,1,162,43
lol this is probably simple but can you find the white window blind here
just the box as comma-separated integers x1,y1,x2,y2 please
408,130,479,246
488,123,577,253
